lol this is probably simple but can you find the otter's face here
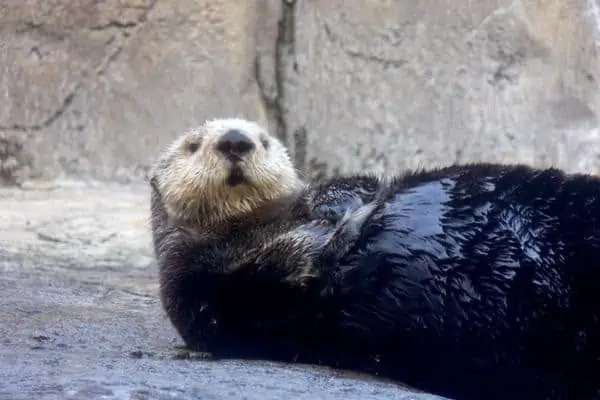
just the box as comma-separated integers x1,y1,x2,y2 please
151,118,305,224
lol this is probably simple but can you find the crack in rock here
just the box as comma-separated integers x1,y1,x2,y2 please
0,86,81,132
345,49,407,68
256,0,297,142
90,21,139,31
256,0,305,171
322,23,406,69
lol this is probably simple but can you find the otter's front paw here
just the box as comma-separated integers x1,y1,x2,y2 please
172,348,214,361
313,197,365,224
319,202,378,264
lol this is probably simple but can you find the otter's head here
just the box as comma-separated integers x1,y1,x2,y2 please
150,118,305,227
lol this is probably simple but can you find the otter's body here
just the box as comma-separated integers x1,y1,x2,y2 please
150,119,600,400
312,163,600,400
151,184,324,356
150,118,368,362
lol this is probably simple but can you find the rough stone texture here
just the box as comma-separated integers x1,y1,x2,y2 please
284,0,600,178
0,0,272,184
1,0,599,184
0,183,448,400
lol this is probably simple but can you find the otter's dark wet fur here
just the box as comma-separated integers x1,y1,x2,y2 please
153,161,600,400
150,178,364,358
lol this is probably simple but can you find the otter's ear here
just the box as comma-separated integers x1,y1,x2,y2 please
149,175,158,191
147,166,159,191
146,163,160,190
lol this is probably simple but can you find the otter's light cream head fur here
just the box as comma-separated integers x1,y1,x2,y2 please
151,118,305,226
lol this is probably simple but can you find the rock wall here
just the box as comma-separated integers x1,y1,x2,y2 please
1,0,599,185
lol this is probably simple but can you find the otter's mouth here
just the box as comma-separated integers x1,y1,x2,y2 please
226,165,248,186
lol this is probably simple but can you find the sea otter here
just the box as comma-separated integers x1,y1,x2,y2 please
149,117,374,360
149,118,600,400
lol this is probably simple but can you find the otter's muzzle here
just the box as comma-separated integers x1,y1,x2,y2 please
216,129,255,162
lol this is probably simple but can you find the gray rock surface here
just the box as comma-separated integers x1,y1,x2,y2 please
0,0,270,184
284,0,600,178
1,0,599,184
0,183,448,400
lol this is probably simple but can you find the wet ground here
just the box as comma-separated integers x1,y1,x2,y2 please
0,182,447,400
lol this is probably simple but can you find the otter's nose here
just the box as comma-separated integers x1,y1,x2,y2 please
216,129,255,160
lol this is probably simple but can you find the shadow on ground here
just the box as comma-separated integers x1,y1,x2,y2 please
0,182,447,400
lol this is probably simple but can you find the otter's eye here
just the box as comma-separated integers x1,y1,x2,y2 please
187,142,199,153
260,136,270,150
